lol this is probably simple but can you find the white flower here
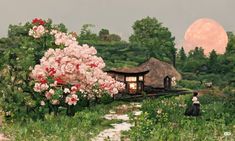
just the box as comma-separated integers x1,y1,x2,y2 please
64,88,70,94
40,101,46,106
157,109,162,114
224,132,231,136
49,89,55,94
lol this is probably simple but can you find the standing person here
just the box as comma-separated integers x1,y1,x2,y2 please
185,91,200,116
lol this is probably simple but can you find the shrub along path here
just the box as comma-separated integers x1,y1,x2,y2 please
92,103,142,141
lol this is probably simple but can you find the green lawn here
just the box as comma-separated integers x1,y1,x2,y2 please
0,102,126,141
1,92,234,141
125,94,235,141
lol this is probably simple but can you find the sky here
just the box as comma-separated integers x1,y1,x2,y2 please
1,0,235,48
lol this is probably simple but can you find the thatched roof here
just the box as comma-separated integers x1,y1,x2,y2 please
108,67,149,75
112,57,182,88
139,58,182,87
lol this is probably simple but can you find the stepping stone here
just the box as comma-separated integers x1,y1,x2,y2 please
104,114,129,121
133,111,142,116
0,134,9,141
91,122,133,141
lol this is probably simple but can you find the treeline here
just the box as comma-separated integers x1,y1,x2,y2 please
177,32,235,87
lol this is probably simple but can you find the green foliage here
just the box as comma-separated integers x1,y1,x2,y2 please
178,80,204,90
98,28,121,42
99,92,113,104
188,47,206,60
226,32,235,55
129,112,154,141
177,32,235,86
129,16,176,66
0,103,118,141
99,28,109,41
0,19,71,120
79,24,99,41
183,47,207,72
127,94,235,141
179,47,187,61
208,49,219,72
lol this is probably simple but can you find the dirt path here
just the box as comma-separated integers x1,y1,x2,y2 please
92,103,142,141
0,133,9,141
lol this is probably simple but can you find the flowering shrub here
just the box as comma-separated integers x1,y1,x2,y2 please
0,18,124,118
28,25,46,38
28,19,124,115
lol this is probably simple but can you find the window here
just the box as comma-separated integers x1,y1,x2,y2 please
126,76,137,82
129,83,137,94
139,76,143,81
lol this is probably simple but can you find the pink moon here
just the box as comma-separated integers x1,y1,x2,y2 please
183,18,228,56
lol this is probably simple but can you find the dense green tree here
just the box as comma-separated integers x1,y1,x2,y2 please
226,32,235,55
79,24,99,41
208,50,218,72
129,17,176,66
98,29,121,42
183,47,207,72
188,47,206,60
107,34,121,42
217,32,235,74
179,47,187,61
99,29,109,41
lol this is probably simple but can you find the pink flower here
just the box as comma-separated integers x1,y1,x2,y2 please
45,91,52,99
33,83,49,92
45,89,54,99
65,94,78,105
34,83,42,92
29,25,45,38
49,89,55,94
31,29,125,100
61,63,76,74
71,86,77,94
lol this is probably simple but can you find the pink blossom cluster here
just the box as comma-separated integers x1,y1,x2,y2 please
28,25,46,38
30,28,125,106
50,30,78,47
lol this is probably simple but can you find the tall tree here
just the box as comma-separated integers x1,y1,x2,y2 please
179,47,187,61
188,47,206,60
98,29,121,42
129,17,176,66
226,31,235,55
79,24,98,41
183,47,207,72
208,49,218,72
99,29,109,41
107,34,121,42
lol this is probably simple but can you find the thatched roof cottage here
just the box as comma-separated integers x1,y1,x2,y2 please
107,58,181,94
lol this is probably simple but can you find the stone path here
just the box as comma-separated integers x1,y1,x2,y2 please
0,133,9,141
92,103,142,141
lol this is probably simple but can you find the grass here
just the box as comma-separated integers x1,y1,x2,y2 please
1,91,234,141
0,101,127,141
126,93,235,141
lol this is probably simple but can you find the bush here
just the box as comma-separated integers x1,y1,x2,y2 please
129,112,154,141
99,92,113,104
0,18,124,120
127,94,235,141
0,18,61,120
177,80,204,90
